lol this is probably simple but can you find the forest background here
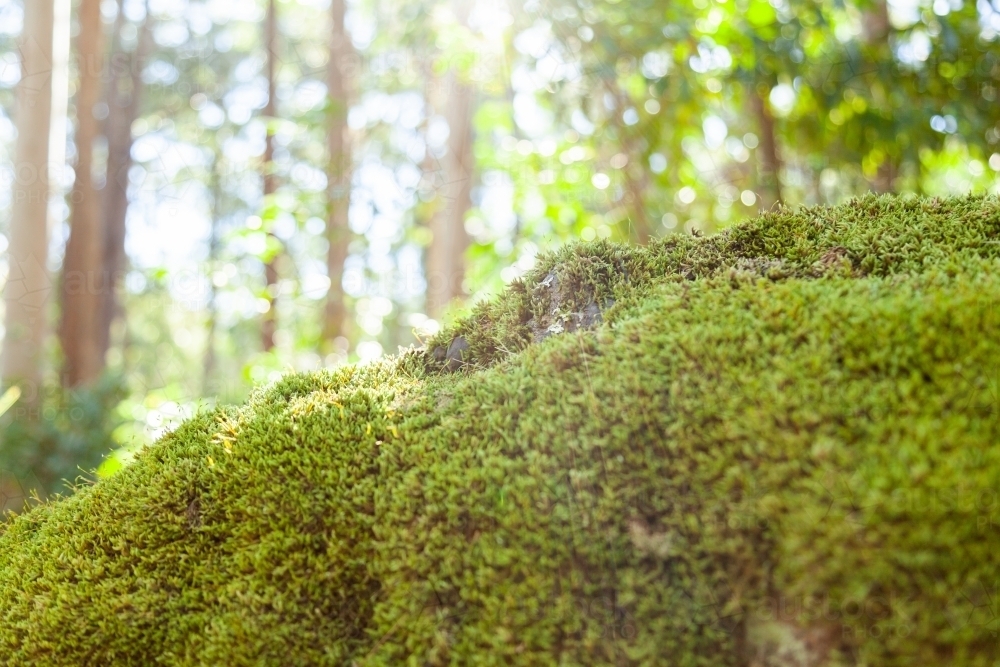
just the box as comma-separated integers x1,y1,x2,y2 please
0,0,998,499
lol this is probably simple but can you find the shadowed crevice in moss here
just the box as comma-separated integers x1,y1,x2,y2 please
0,194,998,665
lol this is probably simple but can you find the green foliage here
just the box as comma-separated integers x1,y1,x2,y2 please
0,195,997,664
492,0,1000,241
0,375,128,496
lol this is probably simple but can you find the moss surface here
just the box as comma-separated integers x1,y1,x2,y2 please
1,195,999,665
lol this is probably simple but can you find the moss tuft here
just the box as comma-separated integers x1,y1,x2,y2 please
1,194,999,665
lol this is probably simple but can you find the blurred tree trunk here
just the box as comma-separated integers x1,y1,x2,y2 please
873,161,897,194
861,0,890,43
425,27,474,318
99,1,152,361
60,0,106,387
203,150,223,395
49,0,70,214
749,80,783,209
603,85,652,243
2,0,56,411
862,0,897,194
261,0,279,352
622,168,652,243
322,0,354,348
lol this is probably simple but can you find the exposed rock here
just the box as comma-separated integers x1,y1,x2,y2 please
526,271,613,343
443,336,469,373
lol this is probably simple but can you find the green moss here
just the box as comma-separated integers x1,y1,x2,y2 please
1,194,998,665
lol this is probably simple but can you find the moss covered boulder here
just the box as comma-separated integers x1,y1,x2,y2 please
2,195,999,666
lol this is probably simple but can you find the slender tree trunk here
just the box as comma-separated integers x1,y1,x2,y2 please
425,77,473,318
322,0,354,348
415,63,441,288
261,0,279,352
60,0,105,387
425,66,474,317
615,113,652,242
2,0,56,411
49,0,70,213
600,84,652,243
203,150,223,395
623,171,652,243
99,1,152,360
861,0,890,43
749,82,783,209
502,67,524,244
862,0,896,194
873,161,897,194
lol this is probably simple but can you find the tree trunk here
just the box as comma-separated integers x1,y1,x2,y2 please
322,0,354,348
873,160,897,194
623,172,652,243
425,74,474,319
425,79,473,318
749,82,783,209
99,1,152,360
59,0,106,387
260,0,279,352
862,0,896,194
49,0,70,211
861,0,890,43
2,0,56,411
600,84,652,243
202,149,224,396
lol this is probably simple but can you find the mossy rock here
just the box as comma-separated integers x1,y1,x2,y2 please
2,195,999,666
